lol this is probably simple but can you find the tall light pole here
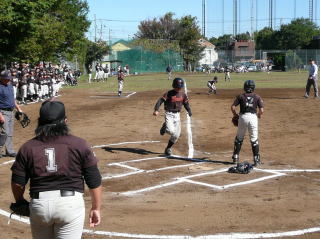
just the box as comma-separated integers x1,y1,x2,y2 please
233,0,238,36
202,0,206,37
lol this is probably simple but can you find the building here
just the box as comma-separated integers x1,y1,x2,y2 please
231,40,255,61
198,39,218,66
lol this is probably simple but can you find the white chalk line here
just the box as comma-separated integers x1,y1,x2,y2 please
92,140,160,149
126,91,137,98
0,159,15,166
108,156,165,165
1,208,320,239
103,155,203,180
119,168,287,196
184,79,194,159
89,91,136,99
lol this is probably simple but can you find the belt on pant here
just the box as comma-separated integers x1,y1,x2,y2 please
0,108,14,111
30,190,75,199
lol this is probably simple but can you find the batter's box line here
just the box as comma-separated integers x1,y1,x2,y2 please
102,156,203,180
90,91,136,99
121,168,286,196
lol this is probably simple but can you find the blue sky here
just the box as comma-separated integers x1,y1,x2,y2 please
86,0,319,42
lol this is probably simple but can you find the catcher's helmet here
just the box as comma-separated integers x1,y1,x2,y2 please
244,80,255,93
172,78,184,88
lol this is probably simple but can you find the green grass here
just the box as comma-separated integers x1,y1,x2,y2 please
71,71,308,92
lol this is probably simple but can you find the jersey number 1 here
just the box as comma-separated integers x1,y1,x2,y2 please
45,148,57,172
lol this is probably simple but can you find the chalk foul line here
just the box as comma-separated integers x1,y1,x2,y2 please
1,208,319,239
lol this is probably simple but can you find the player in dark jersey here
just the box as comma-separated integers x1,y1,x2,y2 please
231,80,264,166
153,78,192,156
11,100,102,238
207,76,218,94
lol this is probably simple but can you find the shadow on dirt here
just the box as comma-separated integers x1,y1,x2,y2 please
166,155,234,165
102,146,160,155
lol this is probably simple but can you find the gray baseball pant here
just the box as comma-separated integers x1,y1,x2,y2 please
30,191,85,239
305,77,318,97
1,110,15,154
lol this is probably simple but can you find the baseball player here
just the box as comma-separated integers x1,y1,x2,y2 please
118,69,125,97
225,67,231,81
207,76,218,94
153,78,192,156
304,59,318,98
231,80,264,166
11,100,102,238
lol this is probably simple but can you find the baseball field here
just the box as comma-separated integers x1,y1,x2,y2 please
0,71,320,239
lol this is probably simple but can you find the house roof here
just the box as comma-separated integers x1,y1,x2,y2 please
111,40,131,51
199,39,215,48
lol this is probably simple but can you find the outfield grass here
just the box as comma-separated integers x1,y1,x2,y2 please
71,71,308,92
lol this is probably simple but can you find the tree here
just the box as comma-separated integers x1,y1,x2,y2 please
209,34,233,50
276,18,320,49
84,40,110,71
255,19,320,50
135,13,204,71
0,0,90,65
177,15,204,71
235,32,251,41
255,27,275,50
134,12,180,52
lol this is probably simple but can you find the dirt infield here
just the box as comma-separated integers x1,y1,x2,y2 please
0,87,319,239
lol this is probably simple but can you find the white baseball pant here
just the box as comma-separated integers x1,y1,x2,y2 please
236,113,258,142
165,111,181,143
30,191,85,239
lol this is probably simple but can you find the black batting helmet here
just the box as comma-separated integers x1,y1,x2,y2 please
244,80,255,93
172,78,184,88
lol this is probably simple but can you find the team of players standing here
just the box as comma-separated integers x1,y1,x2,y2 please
7,63,75,104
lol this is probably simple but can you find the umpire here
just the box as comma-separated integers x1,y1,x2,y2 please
11,100,102,238
304,59,318,98
0,70,23,157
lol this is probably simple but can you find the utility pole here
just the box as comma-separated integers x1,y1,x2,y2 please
222,0,224,35
251,0,254,39
269,0,273,29
94,14,97,42
309,0,314,22
233,0,238,36
202,0,206,37
294,0,296,19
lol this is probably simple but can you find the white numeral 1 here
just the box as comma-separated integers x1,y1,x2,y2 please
45,148,57,172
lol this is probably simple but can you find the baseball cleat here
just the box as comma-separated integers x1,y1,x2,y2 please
253,155,261,167
164,147,172,156
160,123,166,135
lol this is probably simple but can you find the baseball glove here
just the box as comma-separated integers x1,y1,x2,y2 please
10,199,30,217
15,111,30,128
228,161,253,174
232,114,239,127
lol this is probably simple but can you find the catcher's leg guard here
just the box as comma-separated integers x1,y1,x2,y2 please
251,140,261,166
232,137,243,164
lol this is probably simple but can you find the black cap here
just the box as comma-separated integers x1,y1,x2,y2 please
0,70,13,80
39,101,66,124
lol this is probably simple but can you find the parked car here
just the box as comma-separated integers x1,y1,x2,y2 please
247,64,257,72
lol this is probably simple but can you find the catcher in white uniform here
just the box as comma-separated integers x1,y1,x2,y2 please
231,80,264,166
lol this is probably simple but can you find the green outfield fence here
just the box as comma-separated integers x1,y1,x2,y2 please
104,46,183,74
